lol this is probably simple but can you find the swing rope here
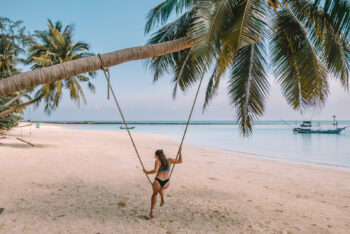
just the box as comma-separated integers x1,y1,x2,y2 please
169,73,204,179
98,54,152,185
98,54,204,185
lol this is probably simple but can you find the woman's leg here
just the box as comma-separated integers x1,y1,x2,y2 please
159,182,170,207
150,181,161,218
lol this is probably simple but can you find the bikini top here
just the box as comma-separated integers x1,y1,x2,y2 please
158,159,170,172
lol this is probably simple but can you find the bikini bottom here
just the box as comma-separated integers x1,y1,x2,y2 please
155,178,169,188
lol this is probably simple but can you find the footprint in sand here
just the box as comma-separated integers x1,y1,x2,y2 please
208,177,219,181
275,209,284,213
117,201,126,208
137,215,150,220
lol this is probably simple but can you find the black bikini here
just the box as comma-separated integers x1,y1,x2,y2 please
155,178,169,188
155,159,170,187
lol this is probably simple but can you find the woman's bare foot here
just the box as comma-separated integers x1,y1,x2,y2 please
149,212,153,219
160,199,165,207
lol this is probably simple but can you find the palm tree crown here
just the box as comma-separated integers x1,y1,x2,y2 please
145,0,350,135
27,20,96,113
0,17,29,79
0,17,31,119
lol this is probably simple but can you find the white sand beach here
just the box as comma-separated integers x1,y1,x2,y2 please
0,124,349,233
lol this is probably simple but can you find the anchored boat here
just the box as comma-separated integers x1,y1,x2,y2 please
293,116,345,134
120,126,135,130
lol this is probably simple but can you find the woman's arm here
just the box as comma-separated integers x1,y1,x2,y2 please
170,149,182,164
143,160,160,174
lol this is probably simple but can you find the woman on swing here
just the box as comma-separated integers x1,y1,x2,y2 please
143,148,182,218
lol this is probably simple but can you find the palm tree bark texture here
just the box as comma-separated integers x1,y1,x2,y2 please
0,38,192,97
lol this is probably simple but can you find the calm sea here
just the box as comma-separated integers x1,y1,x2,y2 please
59,121,350,169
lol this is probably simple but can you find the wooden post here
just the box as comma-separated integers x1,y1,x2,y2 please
16,138,34,147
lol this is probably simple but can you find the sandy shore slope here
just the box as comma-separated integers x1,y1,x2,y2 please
0,124,349,233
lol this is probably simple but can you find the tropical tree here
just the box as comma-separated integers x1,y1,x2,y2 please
0,0,349,134
145,0,350,134
0,96,22,130
0,17,31,129
26,20,96,114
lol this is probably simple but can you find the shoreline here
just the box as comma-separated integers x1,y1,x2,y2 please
19,120,350,125
203,144,350,172
57,123,350,172
1,123,349,233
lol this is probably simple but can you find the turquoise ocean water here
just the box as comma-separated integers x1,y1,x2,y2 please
60,121,350,169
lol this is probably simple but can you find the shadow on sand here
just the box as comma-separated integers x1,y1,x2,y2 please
4,179,244,230
0,143,55,148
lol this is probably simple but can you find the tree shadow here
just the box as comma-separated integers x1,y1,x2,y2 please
0,143,55,148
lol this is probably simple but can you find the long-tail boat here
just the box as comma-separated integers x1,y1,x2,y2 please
120,126,135,130
293,116,345,134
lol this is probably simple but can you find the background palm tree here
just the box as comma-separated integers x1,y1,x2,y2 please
0,1,349,134
0,17,32,127
145,0,350,134
26,20,96,113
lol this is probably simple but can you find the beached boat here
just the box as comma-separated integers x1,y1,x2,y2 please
293,116,345,134
120,126,135,130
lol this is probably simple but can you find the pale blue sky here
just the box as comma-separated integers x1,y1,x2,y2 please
1,0,349,121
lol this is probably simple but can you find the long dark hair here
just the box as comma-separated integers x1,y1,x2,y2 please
155,149,169,170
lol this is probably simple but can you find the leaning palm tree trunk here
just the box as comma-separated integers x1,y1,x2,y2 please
0,38,192,97
3,91,27,107
0,95,43,118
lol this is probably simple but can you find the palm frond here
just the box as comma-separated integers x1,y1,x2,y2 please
223,0,268,50
172,48,205,96
286,0,350,90
313,0,350,37
188,0,222,70
145,0,194,34
228,41,269,136
203,62,222,111
87,81,96,93
190,0,268,80
270,5,329,111
146,9,200,85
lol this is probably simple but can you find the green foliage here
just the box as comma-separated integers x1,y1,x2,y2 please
145,0,194,34
270,5,328,110
146,9,204,97
229,41,269,134
26,20,96,114
0,96,22,130
0,17,30,79
145,0,350,135
0,17,29,130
